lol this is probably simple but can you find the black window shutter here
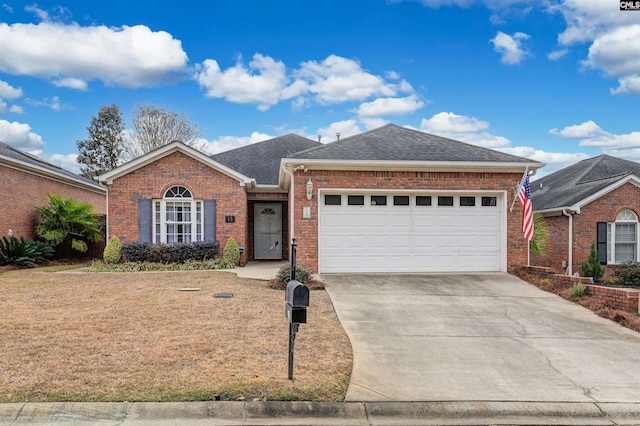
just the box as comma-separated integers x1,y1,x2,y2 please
204,200,216,242
597,222,607,265
139,199,152,243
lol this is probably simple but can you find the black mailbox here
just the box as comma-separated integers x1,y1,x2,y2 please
285,280,309,308
285,280,309,324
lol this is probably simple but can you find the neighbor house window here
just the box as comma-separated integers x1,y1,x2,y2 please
154,185,203,243
607,209,638,263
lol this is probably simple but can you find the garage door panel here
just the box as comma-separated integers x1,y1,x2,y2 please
319,192,502,273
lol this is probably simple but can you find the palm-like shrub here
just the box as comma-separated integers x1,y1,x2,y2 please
35,194,103,255
0,236,54,267
529,213,549,256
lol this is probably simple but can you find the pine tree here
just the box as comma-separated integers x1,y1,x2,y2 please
76,105,124,180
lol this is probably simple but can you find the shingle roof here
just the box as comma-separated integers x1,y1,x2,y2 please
531,155,640,211
289,123,539,164
0,140,102,189
211,134,321,185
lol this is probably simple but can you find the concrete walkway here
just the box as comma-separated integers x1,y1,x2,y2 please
323,273,640,403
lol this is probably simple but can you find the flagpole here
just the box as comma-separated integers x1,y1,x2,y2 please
509,164,529,213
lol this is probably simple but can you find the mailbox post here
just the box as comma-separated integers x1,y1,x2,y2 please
286,238,309,380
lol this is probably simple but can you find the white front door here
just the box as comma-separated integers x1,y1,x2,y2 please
254,204,283,259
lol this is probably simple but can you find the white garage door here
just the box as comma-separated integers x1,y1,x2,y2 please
319,192,504,273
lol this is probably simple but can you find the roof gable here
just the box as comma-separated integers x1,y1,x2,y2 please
532,155,640,212
97,141,253,187
0,141,104,191
288,123,539,165
212,134,320,185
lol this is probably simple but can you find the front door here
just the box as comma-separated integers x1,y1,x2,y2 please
254,203,282,259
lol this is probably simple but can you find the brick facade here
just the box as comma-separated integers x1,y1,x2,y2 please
532,183,640,278
106,151,249,263
0,165,106,240
290,169,527,273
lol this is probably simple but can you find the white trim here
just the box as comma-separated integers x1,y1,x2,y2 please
281,158,542,174
97,141,255,188
0,155,106,194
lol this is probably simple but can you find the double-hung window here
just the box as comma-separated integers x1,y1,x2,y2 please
607,209,639,263
154,186,203,243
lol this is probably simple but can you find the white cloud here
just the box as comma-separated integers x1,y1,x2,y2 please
551,0,640,95
8,105,23,114
0,99,5,115
196,53,414,111
551,120,640,151
0,80,22,99
490,31,530,65
203,131,274,155
356,95,424,117
316,120,362,142
295,55,412,105
47,153,81,174
25,96,70,112
0,22,188,88
547,49,568,61
0,119,45,151
53,77,88,91
497,146,590,176
419,111,510,148
196,54,288,111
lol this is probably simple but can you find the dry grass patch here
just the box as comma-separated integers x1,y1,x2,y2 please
0,269,352,402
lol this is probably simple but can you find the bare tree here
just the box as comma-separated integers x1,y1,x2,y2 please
123,105,205,160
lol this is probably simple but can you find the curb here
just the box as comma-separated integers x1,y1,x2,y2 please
2,401,640,425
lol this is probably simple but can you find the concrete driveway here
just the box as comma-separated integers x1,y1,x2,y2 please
323,273,640,403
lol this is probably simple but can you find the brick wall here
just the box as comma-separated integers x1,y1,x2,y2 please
532,183,640,279
0,165,106,240
292,169,527,273
106,151,248,263
513,265,640,313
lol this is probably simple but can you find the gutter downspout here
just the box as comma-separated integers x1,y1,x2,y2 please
283,165,295,260
563,209,573,275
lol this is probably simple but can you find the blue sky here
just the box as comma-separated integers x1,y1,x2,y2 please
0,0,639,177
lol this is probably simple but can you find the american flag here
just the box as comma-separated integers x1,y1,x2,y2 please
519,174,534,241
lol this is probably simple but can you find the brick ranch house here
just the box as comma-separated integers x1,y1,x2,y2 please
97,124,543,273
0,141,106,240
531,155,640,278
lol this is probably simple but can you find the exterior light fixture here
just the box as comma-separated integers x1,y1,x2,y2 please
306,179,313,200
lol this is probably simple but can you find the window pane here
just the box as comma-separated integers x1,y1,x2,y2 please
482,197,497,207
615,223,637,263
325,195,341,205
348,195,364,206
438,196,454,206
416,196,432,206
371,195,387,206
394,196,410,206
460,196,476,207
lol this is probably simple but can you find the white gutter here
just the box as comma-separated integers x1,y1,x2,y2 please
283,165,295,255
563,209,573,275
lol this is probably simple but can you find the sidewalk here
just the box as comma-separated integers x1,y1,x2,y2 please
2,400,640,425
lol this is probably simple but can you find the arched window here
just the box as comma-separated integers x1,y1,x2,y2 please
608,209,638,263
153,186,202,243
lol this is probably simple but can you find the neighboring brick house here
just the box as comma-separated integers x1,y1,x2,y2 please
531,155,640,278
98,124,541,273
0,141,106,241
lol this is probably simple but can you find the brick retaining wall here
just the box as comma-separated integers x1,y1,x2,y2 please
513,265,640,314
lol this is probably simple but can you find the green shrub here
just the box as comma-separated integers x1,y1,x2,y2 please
570,282,587,298
222,237,240,267
89,260,217,272
103,236,122,264
581,242,605,282
0,236,55,267
120,241,220,264
274,263,312,285
616,262,640,287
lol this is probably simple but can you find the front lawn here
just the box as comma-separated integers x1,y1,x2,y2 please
0,268,352,402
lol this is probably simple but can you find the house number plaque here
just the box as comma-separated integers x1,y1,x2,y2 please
225,216,235,223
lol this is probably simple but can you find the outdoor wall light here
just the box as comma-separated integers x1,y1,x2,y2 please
306,179,313,200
